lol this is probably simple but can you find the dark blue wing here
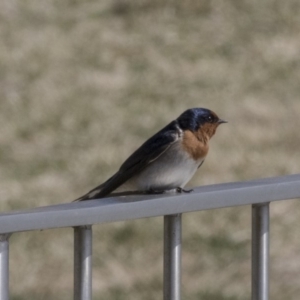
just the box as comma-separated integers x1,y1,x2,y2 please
77,120,181,200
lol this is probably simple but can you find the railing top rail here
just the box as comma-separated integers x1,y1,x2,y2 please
0,174,300,234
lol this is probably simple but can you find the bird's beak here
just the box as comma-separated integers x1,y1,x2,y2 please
217,119,228,124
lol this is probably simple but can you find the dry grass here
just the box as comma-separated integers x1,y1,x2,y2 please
1,0,300,299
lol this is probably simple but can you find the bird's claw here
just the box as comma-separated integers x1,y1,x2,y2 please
176,187,193,193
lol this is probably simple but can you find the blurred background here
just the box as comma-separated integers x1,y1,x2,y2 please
0,0,300,299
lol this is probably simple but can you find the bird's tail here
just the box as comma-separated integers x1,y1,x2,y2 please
73,173,119,202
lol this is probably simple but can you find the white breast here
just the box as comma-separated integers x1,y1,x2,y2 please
117,142,204,192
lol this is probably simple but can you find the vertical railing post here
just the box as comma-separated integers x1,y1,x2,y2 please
164,214,182,300
0,234,10,300
252,203,270,300
74,226,93,300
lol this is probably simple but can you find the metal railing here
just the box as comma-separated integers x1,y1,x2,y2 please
0,174,300,300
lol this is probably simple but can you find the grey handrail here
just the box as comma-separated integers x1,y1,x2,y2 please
0,173,299,234
0,173,300,300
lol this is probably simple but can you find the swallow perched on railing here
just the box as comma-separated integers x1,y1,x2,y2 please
75,108,227,201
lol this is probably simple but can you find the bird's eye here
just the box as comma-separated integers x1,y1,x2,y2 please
207,115,213,122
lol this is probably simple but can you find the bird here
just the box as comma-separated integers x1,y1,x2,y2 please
75,108,227,201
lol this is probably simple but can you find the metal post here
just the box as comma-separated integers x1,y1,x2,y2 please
0,234,10,300
252,203,269,300
164,214,182,300
74,226,92,300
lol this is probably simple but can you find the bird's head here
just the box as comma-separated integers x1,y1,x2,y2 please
177,108,227,140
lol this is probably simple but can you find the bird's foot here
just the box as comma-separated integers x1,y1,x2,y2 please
176,187,193,194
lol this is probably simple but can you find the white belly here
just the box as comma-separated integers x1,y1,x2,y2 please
116,143,204,192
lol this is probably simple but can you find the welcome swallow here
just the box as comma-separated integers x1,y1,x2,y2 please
76,108,227,201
